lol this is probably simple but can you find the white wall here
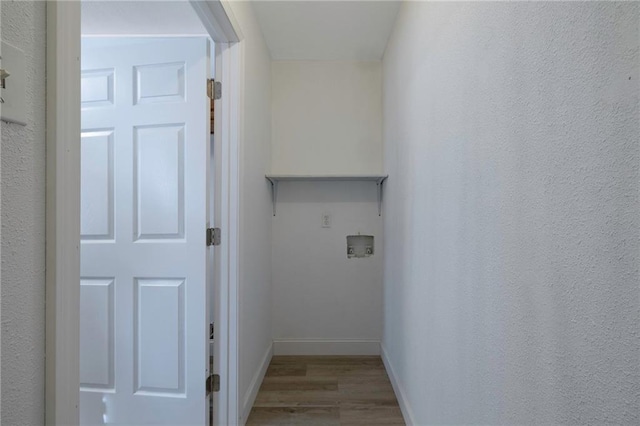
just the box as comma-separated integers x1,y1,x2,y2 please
269,61,384,354
0,0,47,424
271,61,382,174
272,181,382,355
382,2,639,424
0,2,3,422
226,1,273,424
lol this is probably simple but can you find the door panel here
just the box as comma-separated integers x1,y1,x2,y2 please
133,124,185,240
80,130,115,240
80,278,115,390
81,68,115,108
80,37,210,426
134,62,185,104
134,278,185,395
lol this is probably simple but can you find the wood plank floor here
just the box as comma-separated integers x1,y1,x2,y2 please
246,356,405,425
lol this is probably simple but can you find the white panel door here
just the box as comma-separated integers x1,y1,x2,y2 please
80,38,210,425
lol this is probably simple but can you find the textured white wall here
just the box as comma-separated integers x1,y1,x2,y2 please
382,2,639,424
0,0,3,421
272,181,383,353
0,2,3,422
271,61,382,174
226,1,273,423
1,0,47,424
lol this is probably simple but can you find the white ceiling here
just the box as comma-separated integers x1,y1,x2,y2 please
81,0,208,36
252,0,401,61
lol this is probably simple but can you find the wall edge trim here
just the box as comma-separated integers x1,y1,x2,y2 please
381,344,416,426
273,339,381,355
241,342,273,425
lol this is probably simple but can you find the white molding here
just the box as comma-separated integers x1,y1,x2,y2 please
241,343,273,425
219,1,243,41
190,0,240,43
273,339,381,356
212,38,242,426
228,37,242,426
212,41,226,426
46,1,81,425
381,344,416,426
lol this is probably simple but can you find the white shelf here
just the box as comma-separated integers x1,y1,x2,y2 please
266,174,387,183
265,174,388,216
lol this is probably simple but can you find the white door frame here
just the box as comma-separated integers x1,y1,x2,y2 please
45,1,242,424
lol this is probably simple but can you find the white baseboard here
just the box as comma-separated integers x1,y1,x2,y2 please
273,339,381,356
381,344,416,426
240,342,273,425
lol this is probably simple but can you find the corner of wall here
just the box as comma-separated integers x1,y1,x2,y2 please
380,344,415,426
227,0,274,422
240,342,273,425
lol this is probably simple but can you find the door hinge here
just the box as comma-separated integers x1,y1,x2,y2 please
207,374,220,394
207,228,221,246
207,79,221,100
209,322,214,340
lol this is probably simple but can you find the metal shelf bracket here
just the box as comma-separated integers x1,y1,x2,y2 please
266,177,278,216
376,176,388,216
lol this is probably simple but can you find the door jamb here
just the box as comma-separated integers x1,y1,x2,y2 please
208,22,242,426
45,1,242,424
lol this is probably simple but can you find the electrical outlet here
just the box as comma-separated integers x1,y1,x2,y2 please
321,212,331,228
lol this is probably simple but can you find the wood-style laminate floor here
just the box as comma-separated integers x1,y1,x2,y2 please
246,356,405,425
